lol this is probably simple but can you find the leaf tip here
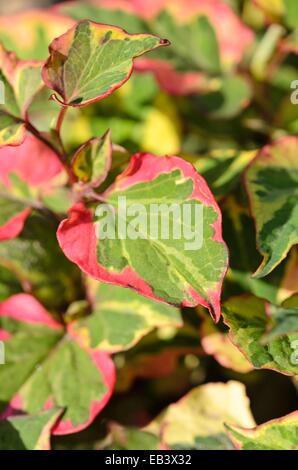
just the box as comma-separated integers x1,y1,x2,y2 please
159,38,171,46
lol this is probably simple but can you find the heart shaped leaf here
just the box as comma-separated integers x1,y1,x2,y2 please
58,153,228,321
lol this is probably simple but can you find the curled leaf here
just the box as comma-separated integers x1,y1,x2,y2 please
0,44,43,147
72,129,112,187
245,136,298,278
0,294,115,435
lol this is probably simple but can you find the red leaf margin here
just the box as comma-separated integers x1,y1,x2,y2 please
0,294,116,435
42,20,169,108
57,153,229,321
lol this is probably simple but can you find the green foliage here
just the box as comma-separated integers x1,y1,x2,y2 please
0,0,297,451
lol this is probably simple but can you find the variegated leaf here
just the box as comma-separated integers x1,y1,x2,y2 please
0,409,62,450
222,295,298,375
245,136,298,278
58,153,228,321
0,44,43,146
0,294,115,435
72,130,112,187
70,282,182,352
226,411,298,450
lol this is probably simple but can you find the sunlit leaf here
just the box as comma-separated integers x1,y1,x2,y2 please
58,153,228,320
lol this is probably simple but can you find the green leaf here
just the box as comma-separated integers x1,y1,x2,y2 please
226,412,298,450
59,3,147,34
0,44,43,146
58,154,228,320
72,130,112,187
0,408,62,450
106,423,159,450
0,185,31,242
284,0,298,29
222,295,298,375
245,136,298,278
0,294,115,435
195,75,252,118
0,197,28,228
153,11,221,74
98,161,227,317
222,194,298,304
0,112,25,147
71,283,182,352
194,149,257,199
200,316,253,373
154,381,255,450
42,20,168,107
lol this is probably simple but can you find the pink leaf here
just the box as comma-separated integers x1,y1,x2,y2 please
0,294,62,330
0,208,31,241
